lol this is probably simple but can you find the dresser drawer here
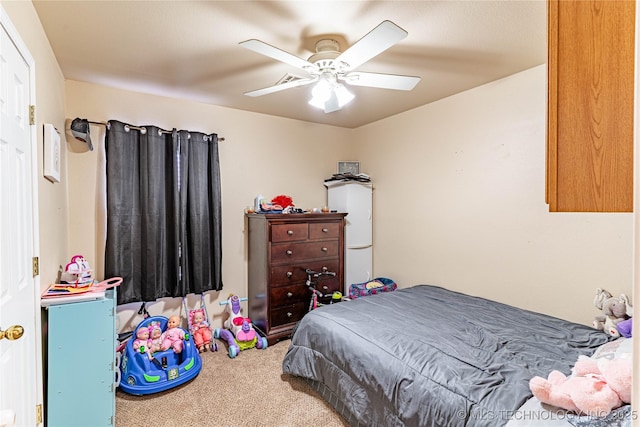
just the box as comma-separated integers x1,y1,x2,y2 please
270,302,307,327
271,223,308,242
309,222,340,240
271,241,339,263
270,265,309,285
270,260,340,286
270,284,308,308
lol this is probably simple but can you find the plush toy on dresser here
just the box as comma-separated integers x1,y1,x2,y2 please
592,288,632,338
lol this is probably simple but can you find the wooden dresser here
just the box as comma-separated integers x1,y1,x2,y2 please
247,213,346,345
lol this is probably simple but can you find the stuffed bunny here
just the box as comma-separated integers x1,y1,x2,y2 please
529,356,632,417
593,288,632,338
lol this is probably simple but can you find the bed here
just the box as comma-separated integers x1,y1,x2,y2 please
282,285,620,427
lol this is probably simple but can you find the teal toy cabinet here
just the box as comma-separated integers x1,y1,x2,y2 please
43,289,116,426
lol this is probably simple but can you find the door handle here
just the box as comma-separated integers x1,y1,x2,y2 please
0,325,24,341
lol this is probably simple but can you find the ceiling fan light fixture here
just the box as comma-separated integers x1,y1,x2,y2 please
311,78,332,102
308,94,327,110
309,82,354,113
334,84,354,107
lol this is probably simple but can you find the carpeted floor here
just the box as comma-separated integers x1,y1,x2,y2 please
116,339,348,427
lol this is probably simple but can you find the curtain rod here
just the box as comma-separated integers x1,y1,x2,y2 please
84,120,226,142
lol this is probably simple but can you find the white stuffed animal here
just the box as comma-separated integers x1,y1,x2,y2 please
593,288,632,338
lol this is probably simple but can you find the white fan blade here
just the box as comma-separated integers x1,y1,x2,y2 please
245,77,317,97
335,21,408,71
240,39,317,73
342,72,420,91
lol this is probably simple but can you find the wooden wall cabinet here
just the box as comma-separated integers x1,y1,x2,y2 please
546,0,634,212
247,213,346,345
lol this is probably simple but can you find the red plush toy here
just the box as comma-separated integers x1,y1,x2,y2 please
271,194,293,209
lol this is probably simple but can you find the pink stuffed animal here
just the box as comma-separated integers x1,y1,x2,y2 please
160,315,185,353
529,356,632,417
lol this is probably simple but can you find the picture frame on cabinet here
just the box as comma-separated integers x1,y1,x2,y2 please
43,123,61,183
337,161,359,175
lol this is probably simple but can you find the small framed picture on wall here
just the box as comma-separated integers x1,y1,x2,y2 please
44,123,61,183
337,161,360,175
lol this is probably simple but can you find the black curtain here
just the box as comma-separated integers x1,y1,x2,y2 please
177,130,223,296
104,121,223,305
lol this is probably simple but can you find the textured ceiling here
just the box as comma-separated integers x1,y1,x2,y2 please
33,0,547,128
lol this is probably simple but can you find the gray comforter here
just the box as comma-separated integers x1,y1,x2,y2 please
282,285,611,427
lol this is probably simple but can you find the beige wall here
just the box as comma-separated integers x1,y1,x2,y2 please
64,81,354,330
354,65,633,326
67,65,633,331
3,1,68,288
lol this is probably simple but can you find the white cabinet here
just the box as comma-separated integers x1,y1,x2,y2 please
325,181,373,292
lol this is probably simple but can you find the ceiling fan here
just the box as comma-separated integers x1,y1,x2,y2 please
239,20,421,113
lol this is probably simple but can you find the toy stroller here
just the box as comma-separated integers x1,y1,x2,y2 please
214,294,268,358
183,295,218,353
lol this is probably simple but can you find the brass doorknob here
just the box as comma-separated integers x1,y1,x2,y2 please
0,325,24,341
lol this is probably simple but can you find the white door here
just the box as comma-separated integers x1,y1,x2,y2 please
0,8,40,427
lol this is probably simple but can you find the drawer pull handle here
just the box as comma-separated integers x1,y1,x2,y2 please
286,271,293,278
322,228,328,233
287,292,293,298
321,247,328,252
322,285,329,291
286,250,293,256
286,312,292,318
322,266,328,272
287,230,294,236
